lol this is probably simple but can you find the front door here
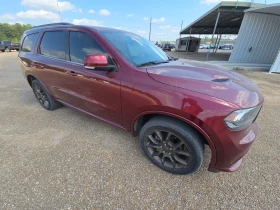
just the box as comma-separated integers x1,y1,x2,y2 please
62,30,122,125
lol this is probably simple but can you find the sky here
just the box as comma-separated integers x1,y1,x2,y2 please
0,0,279,41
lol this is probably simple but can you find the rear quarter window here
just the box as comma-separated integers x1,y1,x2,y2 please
21,33,39,52
39,31,65,60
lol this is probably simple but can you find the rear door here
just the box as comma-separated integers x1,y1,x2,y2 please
32,30,73,102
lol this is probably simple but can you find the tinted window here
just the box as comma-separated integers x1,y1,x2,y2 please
21,33,38,52
40,31,65,60
69,31,105,63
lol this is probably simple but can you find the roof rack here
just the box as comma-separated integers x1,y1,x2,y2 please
32,23,73,29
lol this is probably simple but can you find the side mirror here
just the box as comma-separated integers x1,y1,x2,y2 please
84,54,115,72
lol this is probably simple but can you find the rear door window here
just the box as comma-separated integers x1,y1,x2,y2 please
39,31,66,60
21,33,38,52
69,31,105,64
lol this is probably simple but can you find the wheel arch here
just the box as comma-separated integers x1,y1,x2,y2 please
132,111,217,165
26,74,37,87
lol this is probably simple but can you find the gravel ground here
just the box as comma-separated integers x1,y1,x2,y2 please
0,52,279,209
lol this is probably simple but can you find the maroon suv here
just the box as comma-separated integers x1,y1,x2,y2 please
18,23,263,175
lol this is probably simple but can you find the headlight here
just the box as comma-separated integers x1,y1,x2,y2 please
224,105,262,130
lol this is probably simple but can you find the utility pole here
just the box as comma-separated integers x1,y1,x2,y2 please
179,20,183,39
149,17,152,41
235,0,239,8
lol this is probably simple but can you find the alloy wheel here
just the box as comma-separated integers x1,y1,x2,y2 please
144,130,192,169
33,84,50,108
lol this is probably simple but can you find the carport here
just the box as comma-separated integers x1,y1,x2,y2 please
180,1,264,60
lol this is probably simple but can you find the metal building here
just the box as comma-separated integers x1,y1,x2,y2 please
175,36,201,52
179,1,264,60
229,4,280,65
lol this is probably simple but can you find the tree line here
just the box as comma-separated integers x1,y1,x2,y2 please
0,23,32,42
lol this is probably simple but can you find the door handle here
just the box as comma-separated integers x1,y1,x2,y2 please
31,62,44,69
67,71,79,76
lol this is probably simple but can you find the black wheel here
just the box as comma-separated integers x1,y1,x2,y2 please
139,116,204,175
31,80,61,110
1,50,4,52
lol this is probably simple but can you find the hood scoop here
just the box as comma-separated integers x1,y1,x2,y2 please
212,78,229,82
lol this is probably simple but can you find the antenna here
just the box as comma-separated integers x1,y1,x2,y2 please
149,17,152,41
56,1,62,22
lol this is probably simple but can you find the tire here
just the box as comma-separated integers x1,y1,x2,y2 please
31,80,61,110
139,116,204,175
1,50,4,52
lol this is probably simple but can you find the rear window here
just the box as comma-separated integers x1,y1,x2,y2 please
21,33,38,52
39,31,65,60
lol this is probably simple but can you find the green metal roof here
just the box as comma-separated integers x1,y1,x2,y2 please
180,1,264,35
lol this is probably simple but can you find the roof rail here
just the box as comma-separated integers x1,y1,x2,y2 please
32,22,73,29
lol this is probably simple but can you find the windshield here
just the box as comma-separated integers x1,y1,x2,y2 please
100,31,169,67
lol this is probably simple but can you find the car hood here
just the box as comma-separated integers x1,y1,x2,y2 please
146,59,264,108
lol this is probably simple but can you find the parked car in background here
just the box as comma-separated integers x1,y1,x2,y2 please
161,43,172,51
19,23,264,175
219,44,234,50
0,40,11,52
199,44,208,49
0,40,20,52
10,42,20,51
209,44,218,49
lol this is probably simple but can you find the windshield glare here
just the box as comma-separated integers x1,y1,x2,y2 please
100,31,169,67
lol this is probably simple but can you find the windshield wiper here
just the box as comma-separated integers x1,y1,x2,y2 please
136,60,169,67
168,56,178,61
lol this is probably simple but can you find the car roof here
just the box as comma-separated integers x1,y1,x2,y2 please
24,23,128,35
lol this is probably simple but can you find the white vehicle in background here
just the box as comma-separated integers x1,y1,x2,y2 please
199,44,208,49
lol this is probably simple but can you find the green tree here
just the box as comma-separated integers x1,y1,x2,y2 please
0,23,32,42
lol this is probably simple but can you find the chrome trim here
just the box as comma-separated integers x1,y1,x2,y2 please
84,65,115,70
85,66,96,70
37,54,83,66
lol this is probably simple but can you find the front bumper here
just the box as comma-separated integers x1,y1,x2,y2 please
208,122,258,172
